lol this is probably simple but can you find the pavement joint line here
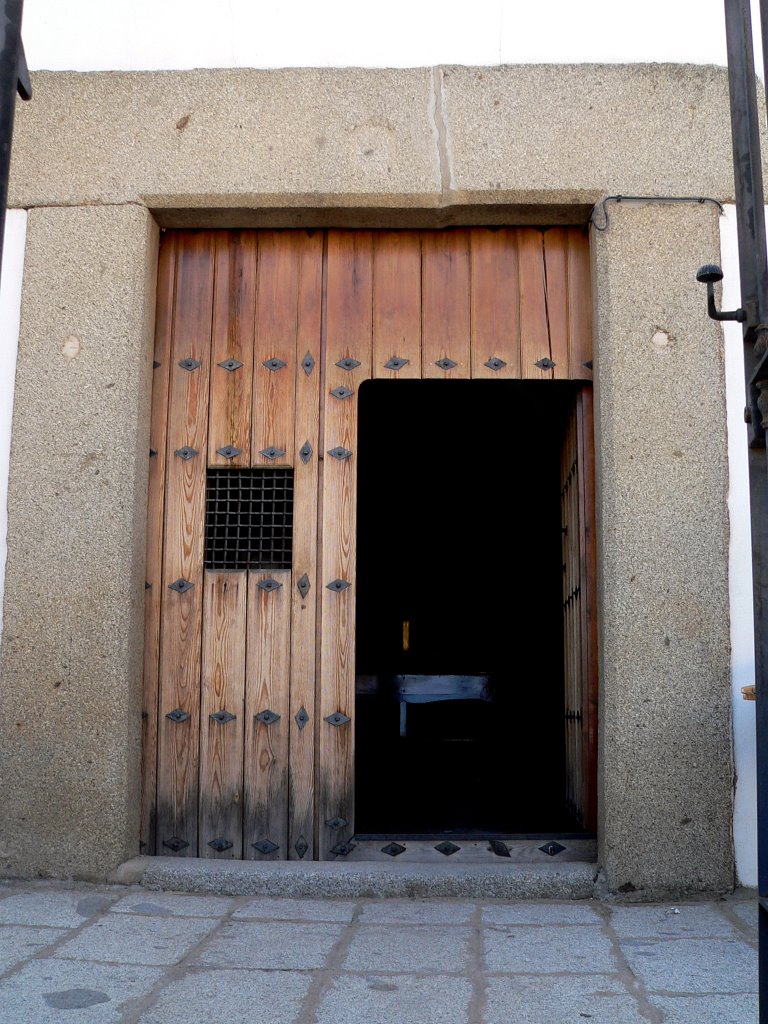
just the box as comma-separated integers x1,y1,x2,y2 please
116,894,244,1024
595,901,663,1024
0,890,119,984
468,902,486,1024
294,900,365,1024
716,898,759,948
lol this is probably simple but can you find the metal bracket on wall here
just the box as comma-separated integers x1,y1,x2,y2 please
299,441,313,464
207,837,233,852
301,352,315,375
435,358,457,370
210,710,236,725
382,842,406,857
328,447,352,460
485,357,507,371
324,711,351,726
175,447,198,460
178,358,201,371
297,574,311,598
331,840,356,856
330,386,354,400
252,839,279,855
326,579,351,592
165,708,190,723
489,839,511,858
385,356,409,370
263,357,287,371
257,577,283,593
535,357,556,370
336,357,361,371
163,837,189,852
435,841,460,856
255,709,281,725
260,447,286,460
169,578,194,593
218,358,243,372
539,841,566,857
217,445,242,460
295,836,309,858
295,706,310,729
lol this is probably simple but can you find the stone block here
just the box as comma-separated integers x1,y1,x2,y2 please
483,924,617,973
52,913,215,966
342,925,473,973
192,920,343,970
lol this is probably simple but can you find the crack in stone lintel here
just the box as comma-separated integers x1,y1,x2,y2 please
430,67,453,200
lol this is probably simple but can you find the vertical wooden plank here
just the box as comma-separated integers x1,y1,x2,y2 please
519,229,553,380
208,231,257,466
567,230,594,381
288,232,323,861
577,388,598,832
422,229,471,379
140,232,176,856
542,229,570,380
252,232,299,466
319,230,373,858
156,231,215,856
470,228,521,378
372,231,422,379
199,572,247,858
244,570,292,859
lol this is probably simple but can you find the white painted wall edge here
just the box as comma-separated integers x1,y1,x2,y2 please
721,205,758,888
0,211,27,639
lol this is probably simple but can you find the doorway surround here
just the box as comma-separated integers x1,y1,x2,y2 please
0,64,735,895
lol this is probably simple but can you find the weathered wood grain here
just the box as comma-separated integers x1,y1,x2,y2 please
199,571,247,859
208,231,257,467
252,232,299,466
319,230,373,857
156,231,215,856
140,232,176,856
518,229,552,380
373,231,422,379
470,228,521,378
244,570,292,859
422,229,471,378
567,230,593,380
288,232,323,861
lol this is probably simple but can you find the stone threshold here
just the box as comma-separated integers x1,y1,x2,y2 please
114,856,598,900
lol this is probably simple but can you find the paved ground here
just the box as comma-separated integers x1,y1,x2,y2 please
0,881,758,1023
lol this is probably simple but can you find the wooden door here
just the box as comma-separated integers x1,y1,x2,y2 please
141,226,596,860
560,388,598,832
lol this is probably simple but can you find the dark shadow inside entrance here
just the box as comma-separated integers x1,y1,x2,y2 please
355,379,586,836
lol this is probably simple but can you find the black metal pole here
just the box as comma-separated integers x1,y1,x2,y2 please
724,3,768,1020
0,0,26,278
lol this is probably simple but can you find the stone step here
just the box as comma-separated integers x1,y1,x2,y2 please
116,856,598,900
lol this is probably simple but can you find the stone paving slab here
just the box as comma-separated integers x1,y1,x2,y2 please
0,882,757,1023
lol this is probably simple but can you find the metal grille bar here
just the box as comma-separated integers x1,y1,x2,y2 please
204,468,294,570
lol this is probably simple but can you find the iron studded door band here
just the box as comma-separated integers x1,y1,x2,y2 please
141,227,595,859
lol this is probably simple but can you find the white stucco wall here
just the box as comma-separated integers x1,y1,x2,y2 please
1,0,760,884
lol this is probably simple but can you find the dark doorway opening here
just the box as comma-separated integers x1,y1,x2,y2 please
355,379,588,837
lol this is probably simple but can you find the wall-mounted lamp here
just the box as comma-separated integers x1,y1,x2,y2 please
696,264,747,323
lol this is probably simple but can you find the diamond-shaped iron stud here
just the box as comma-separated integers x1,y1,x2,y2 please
325,817,348,830
295,836,309,859
382,842,406,857
297,574,311,599
208,837,233,852
325,711,351,726
489,839,511,858
218,358,243,372
169,578,194,593
252,839,279,855
330,386,353,400
299,441,313,464
331,841,356,857
328,446,352,460
263,357,287,372
301,351,315,375
163,836,189,852
178,358,200,371
165,708,190,723
175,446,198,460
256,709,281,725
485,357,507,371
336,357,361,371
539,841,566,857
217,445,242,460
385,356,409,370
257,577,282,593
435,841,460,856
260,446,285,460
535,357,556,370
210,710,236,725
327,578,351,592
295,707,310,730
435,358,457,370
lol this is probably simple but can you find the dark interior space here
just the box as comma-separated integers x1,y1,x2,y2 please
355,379,586,837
